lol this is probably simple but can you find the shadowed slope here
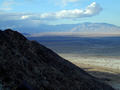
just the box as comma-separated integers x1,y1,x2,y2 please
0,29,114,90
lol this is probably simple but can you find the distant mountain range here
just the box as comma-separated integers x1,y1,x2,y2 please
69,23,120,33
24,23,120,37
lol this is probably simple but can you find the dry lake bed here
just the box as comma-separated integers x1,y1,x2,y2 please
59,54,120,90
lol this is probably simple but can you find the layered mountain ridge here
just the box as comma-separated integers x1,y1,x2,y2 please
0,29,114,90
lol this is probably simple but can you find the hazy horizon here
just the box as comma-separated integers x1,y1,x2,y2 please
0,0,120,34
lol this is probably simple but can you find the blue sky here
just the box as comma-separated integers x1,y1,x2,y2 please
0,0,120,32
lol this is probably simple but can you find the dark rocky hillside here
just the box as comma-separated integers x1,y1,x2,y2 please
0,29,114,90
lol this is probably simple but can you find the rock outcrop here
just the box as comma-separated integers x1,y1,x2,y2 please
0,29,114,90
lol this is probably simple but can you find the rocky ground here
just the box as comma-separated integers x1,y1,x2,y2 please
0,29,115,90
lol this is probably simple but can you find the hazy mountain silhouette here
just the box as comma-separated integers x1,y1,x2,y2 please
18,23,120,34
0,29,114,90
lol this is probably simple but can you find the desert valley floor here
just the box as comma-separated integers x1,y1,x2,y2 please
59,54,120,90
28,36,120,89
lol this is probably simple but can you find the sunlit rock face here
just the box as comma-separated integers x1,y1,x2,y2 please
0,29,114,90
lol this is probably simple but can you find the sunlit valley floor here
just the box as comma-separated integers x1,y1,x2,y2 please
29,36,120,90
59,54,120,90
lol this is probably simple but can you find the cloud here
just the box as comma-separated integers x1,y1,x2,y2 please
0,2,102,31
0,12,29,21
0,0,15,11
0,2,102,21
26,2,102,20
61,0,79,6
